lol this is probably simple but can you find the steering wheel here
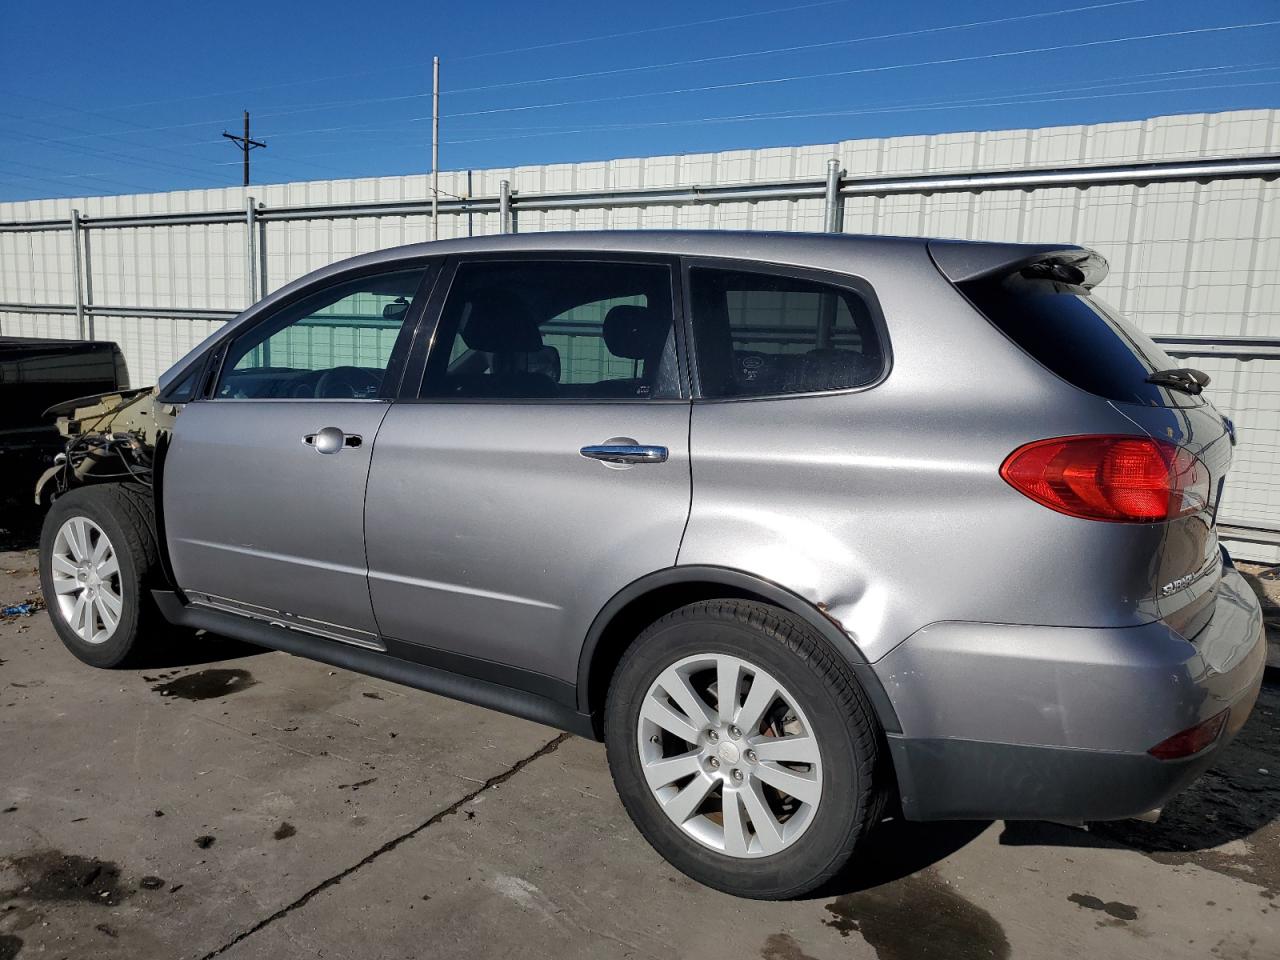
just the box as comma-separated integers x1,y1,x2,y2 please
315,365,381,399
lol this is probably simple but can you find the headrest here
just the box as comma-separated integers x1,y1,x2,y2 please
604,305,667,360
526,345,561,382
460,289,543,353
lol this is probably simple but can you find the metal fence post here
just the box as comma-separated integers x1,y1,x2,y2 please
499,179,511,234
245,196,258,307
258,210,269,301
823,159,844,233
69,209,90,339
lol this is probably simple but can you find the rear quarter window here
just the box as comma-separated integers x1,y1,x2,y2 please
959,273,1198,408
688,266,886,399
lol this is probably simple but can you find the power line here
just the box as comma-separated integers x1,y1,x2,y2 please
25,60,1261,193
448,0,1154,96
148,0,1160,132
229,17,1280,147
0,111,240,186
438,72,1280,146
0,157,155,196
0,0,855,120
428,18,1280,121
451,0,848,61
0,0,1154,144
237,65,1280,162
0,91,240,172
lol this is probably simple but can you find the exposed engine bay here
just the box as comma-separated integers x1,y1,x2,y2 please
34,388,180,505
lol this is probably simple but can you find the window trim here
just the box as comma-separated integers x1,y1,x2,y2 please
189,258,439,403
679,256,893,403
400,251,690,405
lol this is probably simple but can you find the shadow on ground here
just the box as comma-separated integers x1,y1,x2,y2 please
813,677,1280,901
131,630,269,671
1003,679,1280,894
814,818,993,898
0,498,42,553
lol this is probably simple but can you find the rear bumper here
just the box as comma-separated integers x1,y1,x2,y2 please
878,565,1266,821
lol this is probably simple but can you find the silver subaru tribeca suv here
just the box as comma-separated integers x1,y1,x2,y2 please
36,231,1267,899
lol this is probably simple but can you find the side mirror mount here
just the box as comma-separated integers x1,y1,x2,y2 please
383,297,410,321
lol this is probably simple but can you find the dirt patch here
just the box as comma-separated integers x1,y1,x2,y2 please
822,869,1009,960
760,933,818,960
152,669,256,701
0,851,129,907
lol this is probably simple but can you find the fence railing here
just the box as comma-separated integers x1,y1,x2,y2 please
2,152,1279,548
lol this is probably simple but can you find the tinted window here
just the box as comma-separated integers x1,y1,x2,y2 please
689,267,885,398
217,267,426,399
160,366,200,403
422,260,679,400
960,273,1196,408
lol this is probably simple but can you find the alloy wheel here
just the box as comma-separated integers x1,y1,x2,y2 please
636,653,822,858
50,517,123,645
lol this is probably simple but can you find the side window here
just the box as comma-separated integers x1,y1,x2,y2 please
216,267,427,399
422,260,679,400
688,267,885,399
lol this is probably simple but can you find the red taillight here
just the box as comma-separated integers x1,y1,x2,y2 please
1001,435,1209,523
1148,710,1228,760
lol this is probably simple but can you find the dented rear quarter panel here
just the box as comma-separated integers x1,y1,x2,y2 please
677,241,1173,663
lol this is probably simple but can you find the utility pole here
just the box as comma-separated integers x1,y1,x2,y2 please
223,111,266,187
431,56,440,239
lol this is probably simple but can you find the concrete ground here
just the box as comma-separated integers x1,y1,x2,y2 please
2,536,1279,960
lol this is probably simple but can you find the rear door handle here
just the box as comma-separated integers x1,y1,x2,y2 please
304,426,363,454
580,438,668,465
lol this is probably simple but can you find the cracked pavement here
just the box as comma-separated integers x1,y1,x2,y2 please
2,542,1279,960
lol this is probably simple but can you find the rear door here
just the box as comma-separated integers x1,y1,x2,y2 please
364,254,692,685
164,262,433,645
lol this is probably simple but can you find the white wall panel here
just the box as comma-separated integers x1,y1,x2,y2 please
2,109,1278,556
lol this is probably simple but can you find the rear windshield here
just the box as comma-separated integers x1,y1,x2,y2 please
959,273,1198,408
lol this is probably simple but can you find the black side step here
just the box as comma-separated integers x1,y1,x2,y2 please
151,590,596,739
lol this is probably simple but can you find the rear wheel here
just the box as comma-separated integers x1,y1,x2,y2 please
604,599,886,899
39,485,164,668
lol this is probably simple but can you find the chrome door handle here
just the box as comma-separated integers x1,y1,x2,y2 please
580,440,668,465
304,426,363,454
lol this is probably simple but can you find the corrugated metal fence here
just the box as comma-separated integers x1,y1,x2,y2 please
2,109,1278,560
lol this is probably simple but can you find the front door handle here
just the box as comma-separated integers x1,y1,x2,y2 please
580,438,668,465
304,426,363,454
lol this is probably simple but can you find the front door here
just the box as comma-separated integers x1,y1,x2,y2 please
365,255,692,683
164,263,432,644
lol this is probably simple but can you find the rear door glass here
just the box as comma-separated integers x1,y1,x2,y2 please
688,267,886,399
422,259,680,400
959,273,1198,408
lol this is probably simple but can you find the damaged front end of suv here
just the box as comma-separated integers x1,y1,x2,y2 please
34,388,181,506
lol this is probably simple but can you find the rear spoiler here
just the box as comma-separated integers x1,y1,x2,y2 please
928,239,1109,290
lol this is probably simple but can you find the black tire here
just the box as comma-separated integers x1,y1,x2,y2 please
38,484,165,669
604,599,887,899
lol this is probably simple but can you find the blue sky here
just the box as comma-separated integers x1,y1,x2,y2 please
1,0,1278,200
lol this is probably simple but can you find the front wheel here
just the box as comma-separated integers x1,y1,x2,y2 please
604,599,887,899
39,484,164,668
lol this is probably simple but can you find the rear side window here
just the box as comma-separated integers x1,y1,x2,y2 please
960,273,1196,408
688,267,885,399
422,259,680,400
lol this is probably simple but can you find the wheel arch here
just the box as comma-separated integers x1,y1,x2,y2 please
576,565,901,738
